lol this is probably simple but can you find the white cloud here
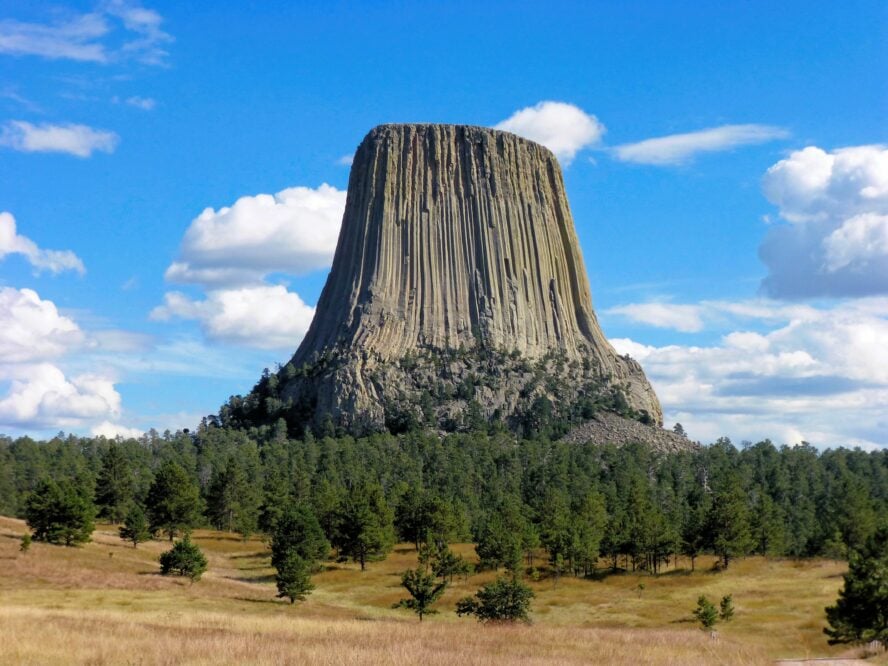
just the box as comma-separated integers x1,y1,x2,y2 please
0,121,119,157
0,362,121,428
337,154,353,166
165,184,346,287
0,2,172,66
823,213,888,271
494,101,604,164
606,302,705,332
0,286,143,435
0,212,85,274
123,95,156,110
0,12,108,62
0,287,84,362
91,420,143,439
151,285,316,349
613,124,789,165
759,144,888,297
611,297,888,448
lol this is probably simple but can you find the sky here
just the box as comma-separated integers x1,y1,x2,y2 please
0,1,886,448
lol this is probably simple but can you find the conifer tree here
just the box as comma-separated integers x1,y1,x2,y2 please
397,567,447,621
706,475,753,569
95,443,134,523
456,576,534,623
146,461,204,541
159,536,207,582
333,481,395,570
693,595,718,630
275,551,314,603
825,529,888,648
206,456,260,537
119,504,151,547
24,477,95,546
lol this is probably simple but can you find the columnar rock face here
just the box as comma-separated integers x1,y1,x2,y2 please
278,124,662,434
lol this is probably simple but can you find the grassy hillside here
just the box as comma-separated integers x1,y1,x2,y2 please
0,515,879,665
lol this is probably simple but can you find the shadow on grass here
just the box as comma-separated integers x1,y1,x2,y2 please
229,552,268,560
236,574,276,584
234,596,281,605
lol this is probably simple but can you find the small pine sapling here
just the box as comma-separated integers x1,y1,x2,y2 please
693,595,719,630
719,594,735,621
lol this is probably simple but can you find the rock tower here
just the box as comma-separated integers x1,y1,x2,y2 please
259,124,662,435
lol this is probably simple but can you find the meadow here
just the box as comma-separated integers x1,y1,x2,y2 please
0,515,879,665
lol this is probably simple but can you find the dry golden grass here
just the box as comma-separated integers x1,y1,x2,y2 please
0,515,880,665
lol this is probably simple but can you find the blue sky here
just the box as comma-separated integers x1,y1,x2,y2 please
1,1,886,447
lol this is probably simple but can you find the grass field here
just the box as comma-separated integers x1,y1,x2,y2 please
0,515,882,665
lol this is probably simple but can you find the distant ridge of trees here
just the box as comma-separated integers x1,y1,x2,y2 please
1,423,885,570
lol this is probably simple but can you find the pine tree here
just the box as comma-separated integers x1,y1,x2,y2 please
693,595,719,630
275,551,314,603
206,456,260,538
159,536,207,582
119,504,151,547
24,477,95,546
456,576,534,623
397,567,447,621
569,490,607,577
825,529,888,648
706,475,753,569
719,594,735,621
95,443,134,523
270,503,329,571
333,481,395,571
146,461,204,541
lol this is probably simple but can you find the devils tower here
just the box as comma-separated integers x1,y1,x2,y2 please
233,124,663,437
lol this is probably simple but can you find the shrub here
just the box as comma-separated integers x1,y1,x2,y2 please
456,576,534,623
159,536,207,582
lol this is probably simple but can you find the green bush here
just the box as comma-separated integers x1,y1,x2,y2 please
159,536,207,582
456,576,534,623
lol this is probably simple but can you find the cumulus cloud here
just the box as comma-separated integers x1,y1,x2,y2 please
759,144,888,297
0,363,122,428
0,2,172,66
91,420,143,439
166,184,346,287
613,124,789,165
0,121,119,157
0,212,85,274
0,286,136,434
610,297,888,447
150,285,316,349
0,287,84,362
494,101,605,164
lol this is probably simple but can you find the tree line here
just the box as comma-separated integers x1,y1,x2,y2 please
1,422,885,570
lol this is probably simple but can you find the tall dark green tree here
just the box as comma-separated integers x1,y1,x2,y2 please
333,481,395,571
275,551,314,603
94,443,134,523
270,503,330,571
825,529,888,648
146,461,204,541
707,475,753,569
24,477,94,546
205,455,260,537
